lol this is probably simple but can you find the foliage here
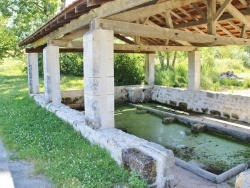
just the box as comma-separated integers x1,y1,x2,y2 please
155,60,188,87
128,171,148,188
114,53,145,86
0,58,147,188
155,47,250,91
60,53,83,77
0,0,61,60
0,16,18,62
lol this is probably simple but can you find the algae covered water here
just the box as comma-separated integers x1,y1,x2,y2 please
115,104,250,174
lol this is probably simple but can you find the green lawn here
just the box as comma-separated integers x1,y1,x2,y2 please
0,58,146,188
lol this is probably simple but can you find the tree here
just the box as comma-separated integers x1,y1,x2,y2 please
0,0,61,60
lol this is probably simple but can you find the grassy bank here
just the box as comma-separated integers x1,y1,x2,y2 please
0,58,147,188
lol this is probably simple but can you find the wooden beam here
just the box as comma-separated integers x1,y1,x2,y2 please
114,44,198,52
217,23,235,37
107,0,201,23
175,9,250,29
238,0,248,6
191,3,207,20
165,10,174,29
207,0,217,35
178,7,198,21
87,0,111,7
61,28,89,40
217,0,250,30
241,24,247,38
93,19,250,46
31,0,154,47
213,0,232,21
170,10,187,23
146,20,192,46
114,34,134,44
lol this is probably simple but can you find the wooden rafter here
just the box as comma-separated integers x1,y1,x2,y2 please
217,0,250,30
107,0,201,23
30,0,153,47
191,3,207,20
214,0,232,22
146,20,192,46
217,23,235,37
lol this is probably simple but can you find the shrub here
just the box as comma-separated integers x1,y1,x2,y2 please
114,54,145,86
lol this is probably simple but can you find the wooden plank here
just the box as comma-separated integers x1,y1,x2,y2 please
31,0,154,47
94,19,250,46
207,0,217,35
107,0,201,23
213,0,232,21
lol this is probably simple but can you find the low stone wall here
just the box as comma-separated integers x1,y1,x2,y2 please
31,94,175,188
61,85,152,106
151,86,250,124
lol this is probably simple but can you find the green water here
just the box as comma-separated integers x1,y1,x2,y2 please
115,104,250,174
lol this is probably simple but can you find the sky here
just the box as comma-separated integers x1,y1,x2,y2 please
65,0,75,7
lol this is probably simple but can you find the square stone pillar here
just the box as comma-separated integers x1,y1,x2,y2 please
43,45,61,104
27,53,39,94
188,51,201,90
84,29,114,129
145,54,155,86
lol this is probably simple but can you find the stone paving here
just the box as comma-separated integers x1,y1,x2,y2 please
174,165,234,188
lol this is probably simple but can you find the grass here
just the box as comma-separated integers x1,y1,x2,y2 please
0,58,147,188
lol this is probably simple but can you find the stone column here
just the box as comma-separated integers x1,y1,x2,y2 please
188,51,201,90
27,53,39,94
84,29,114,129
43,45,61,104
145,54,155,86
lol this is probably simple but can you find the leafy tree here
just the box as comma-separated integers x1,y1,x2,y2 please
0,0,61,60
114,54,145,86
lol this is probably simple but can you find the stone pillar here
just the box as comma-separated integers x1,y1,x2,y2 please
43,45,61,104
84,29,114,129
145,54,155,86
188,51,201,90
27,53,39,94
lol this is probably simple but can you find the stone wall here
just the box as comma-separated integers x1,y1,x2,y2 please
61,85,152,105
151,86,250,124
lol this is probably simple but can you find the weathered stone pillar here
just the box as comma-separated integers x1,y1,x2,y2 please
27,53,39,94
188,51,201,90
43,45,61,104
84,29,114,129
145,54,155,86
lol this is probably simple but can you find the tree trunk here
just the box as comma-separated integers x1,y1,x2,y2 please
166,51,170,67
157,51,165,69
172,51,177,67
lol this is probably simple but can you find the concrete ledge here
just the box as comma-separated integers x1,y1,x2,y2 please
132,104,250,143
31,94,175,188
176,158,247,184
